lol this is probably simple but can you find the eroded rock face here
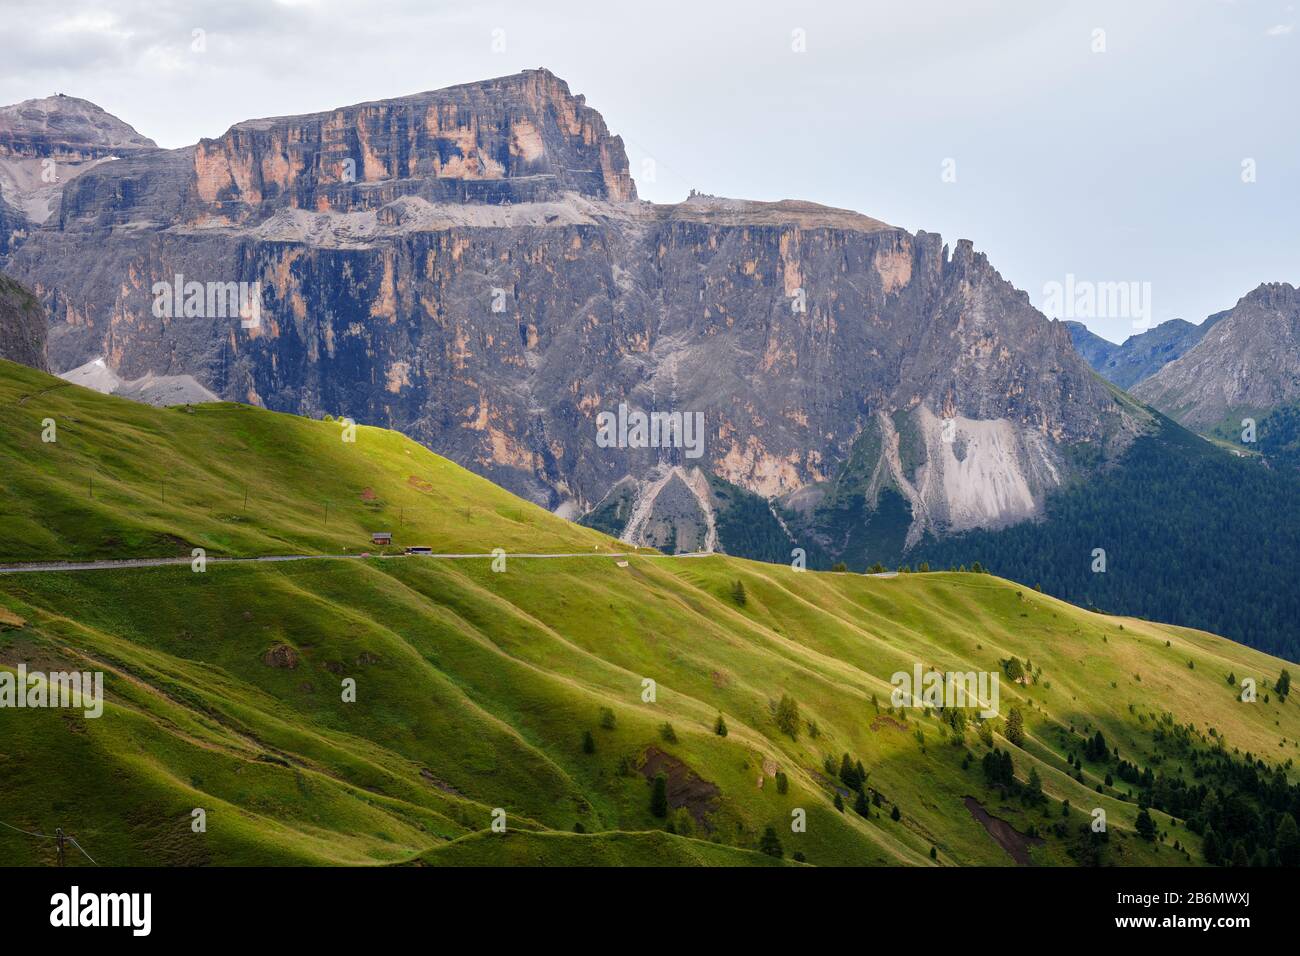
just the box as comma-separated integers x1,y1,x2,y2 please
0,70,1136,558
1134,283,1300,428
0,273,48,371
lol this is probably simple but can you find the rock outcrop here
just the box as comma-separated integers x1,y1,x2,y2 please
0,70,1139,557
0,273,48,371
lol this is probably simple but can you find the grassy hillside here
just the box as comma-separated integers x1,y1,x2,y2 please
2,360,1298,867
0,359,619,561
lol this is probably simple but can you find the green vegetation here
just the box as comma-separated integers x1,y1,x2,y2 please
2,361,1299,867
915,416,1300,661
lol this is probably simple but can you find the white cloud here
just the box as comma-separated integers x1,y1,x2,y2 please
1266,23,1294,35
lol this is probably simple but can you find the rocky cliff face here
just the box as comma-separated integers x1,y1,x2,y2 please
1133,283,1300,428
0,273,48,371
0,70,1138,557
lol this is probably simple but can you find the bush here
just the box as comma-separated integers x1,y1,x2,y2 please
774,694,800,739
599,707,616,730
759,825,784,859
714,713,728,737
581,730,596,754
731,580,747,606
659,722,678,744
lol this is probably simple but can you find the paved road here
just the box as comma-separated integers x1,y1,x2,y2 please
0,550,718,575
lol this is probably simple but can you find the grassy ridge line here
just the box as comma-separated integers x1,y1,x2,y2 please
0,359,625,562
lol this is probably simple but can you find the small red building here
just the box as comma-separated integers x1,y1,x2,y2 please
371,532,393,546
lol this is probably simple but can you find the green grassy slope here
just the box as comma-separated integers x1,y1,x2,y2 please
0,359,619,561
2,360,1298,867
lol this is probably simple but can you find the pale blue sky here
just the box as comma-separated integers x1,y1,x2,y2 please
2,0,1295,342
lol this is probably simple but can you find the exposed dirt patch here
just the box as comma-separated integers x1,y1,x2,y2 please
638,746,721,829
420,769,465,796
360,487,378,501
871,714,906,732
964,796,1044,865
0,606,25,629
407,475,434,493
261,644,299,669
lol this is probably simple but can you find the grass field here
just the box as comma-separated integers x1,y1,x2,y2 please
2,359,1297,867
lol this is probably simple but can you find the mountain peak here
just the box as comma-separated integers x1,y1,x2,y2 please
0,94,156,159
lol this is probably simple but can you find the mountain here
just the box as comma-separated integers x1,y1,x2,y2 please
3,358,1298,867
0,70,1137,565
1134,283,1300,431
1064,311,1230,390
0,273,48,371
0,94,156,230
5,73,1300,663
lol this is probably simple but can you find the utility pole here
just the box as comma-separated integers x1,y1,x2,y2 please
55,827,65,867
243,486,248,511
324,501,329,526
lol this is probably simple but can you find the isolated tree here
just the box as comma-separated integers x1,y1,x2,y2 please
599,707,616,730
650,773,669,818
1005,707,1026,748
831,562,849,572
833,791,845,812
929,846,937,860
582,730,596,754
659,722,678,744
890,805,902,822
854,787,869,818
839,753,858,790
714,713,728,737
759,825,784,859
1027,766,1043,802
775,771,789,795
731,579,747,606
775,694,801,739
1135,807,1156,842
1278,668,1292,702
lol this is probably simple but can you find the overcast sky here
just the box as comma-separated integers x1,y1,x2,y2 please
1,0,1295,342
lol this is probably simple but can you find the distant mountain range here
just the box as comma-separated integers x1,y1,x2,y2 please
1064,310,1230,391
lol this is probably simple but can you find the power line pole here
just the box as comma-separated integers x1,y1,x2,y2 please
55,827,65,867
